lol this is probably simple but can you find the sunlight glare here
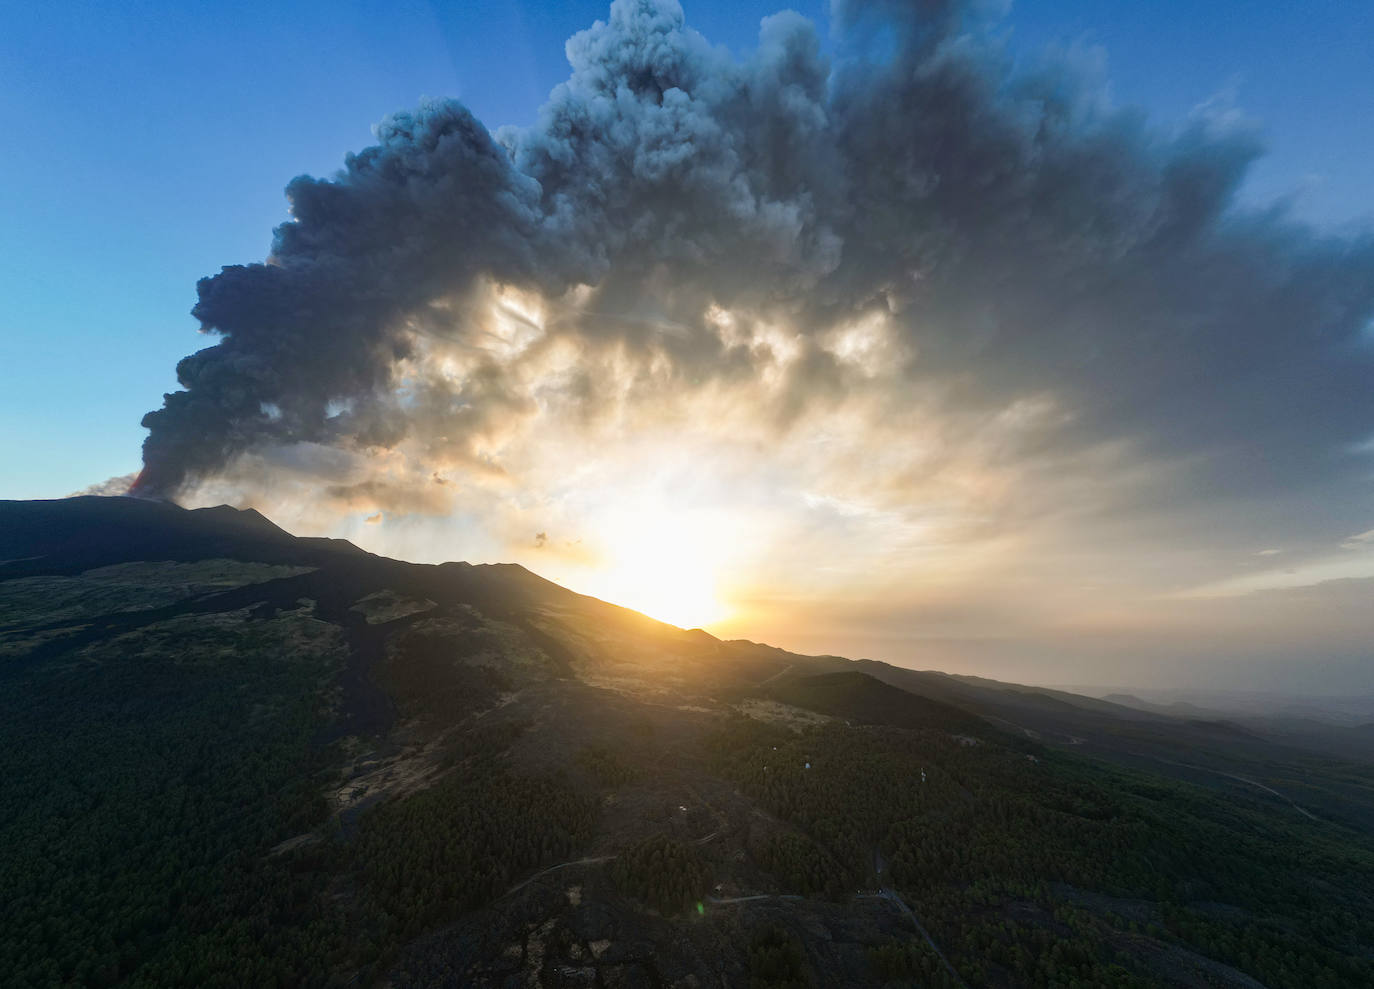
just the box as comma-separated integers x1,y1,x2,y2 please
579,499,732,629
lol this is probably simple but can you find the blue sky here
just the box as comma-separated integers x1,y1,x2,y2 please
2,0,1371,499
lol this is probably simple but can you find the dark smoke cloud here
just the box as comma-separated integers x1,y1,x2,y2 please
134,104,551,495
136,0,1374,539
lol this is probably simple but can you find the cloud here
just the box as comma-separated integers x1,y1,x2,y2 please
1340,529,1374,550
127,0,1374,688
134,1,1374,516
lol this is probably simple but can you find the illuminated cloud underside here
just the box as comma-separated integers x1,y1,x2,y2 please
134,0,1374,691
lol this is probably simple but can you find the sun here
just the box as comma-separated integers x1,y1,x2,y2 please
578,500,732,629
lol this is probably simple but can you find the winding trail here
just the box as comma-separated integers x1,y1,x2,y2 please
497,831,967,989
864,888,968,988
500,855,616,899
1150,757,1319,822
500,828,719,901
869,848,967,987
1209,771,1318,821
755,664,796,688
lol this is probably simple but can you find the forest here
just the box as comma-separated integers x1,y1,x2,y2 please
0,598,595,986
5,500,1374,987
706,716,1374,987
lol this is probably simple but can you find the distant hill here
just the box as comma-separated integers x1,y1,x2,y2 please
2,496,1373,988
1103,692,1221,719
759,671,988,735
1101,691,1374,764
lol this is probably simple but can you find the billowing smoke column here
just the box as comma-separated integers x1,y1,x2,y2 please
133,104,551,496
133,0,1374,505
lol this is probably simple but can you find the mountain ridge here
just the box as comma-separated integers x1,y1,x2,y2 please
4,496,1364,771
3,496,1373,987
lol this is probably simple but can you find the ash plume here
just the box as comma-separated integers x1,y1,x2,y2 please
134,0,1374,525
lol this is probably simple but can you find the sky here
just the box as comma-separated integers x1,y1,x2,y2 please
3,0,1373,693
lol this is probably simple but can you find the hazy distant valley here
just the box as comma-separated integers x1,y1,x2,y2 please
3,497,1373,988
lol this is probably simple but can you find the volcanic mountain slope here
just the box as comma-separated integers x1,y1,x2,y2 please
2,498,1373,987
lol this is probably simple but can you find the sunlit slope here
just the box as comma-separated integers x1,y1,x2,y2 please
0,496,827,695
4,497,1370,793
